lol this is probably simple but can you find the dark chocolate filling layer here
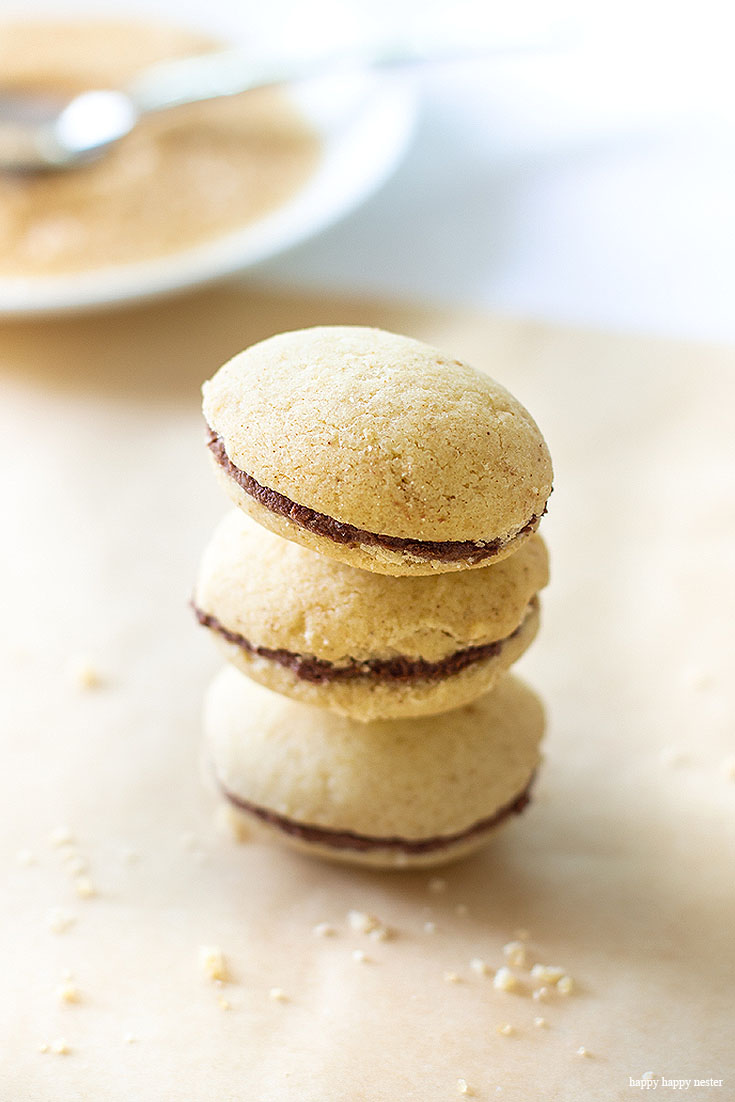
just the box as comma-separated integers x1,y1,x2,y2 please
193,600,536,685
207,427,543,564
219,774,535,855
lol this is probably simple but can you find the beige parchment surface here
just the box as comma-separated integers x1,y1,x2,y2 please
0,285,733,1102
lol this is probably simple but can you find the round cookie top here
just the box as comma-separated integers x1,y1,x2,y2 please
205,668,544,841
194,510,549,664
202,326,553,543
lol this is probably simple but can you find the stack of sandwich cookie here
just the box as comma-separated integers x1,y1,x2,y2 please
195,326,553,867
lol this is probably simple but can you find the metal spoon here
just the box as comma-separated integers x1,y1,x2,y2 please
0,28,563,172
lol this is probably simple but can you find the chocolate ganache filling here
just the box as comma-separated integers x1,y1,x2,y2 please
193,600,536,685
219,775,535,854
206,427,543,564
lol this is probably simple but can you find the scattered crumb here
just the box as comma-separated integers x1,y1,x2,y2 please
347,910,392,940
57,981,80,1004
470,957,491,976
49,826,75,848
455,903,468,917
38,1042,49,1054
423,921,437,934
532,986,551,1002
503,940,528,968
660,746,689,768
123,1033,137,1044
218,995,232,1010
51,1038,70,1055
65,854,89,876
67,656,102,689
351,949,370,964
534,1017,548,1028
47,907,76,934
457,1079,475,1096
15,848,36,866
557,975,574,995
199,945,229,983
444,971,461,984
428,877,447,894
577,1046,590,1057
269,987,288,1002
74,875,96,899
684,667,714,691
530,964,565,985
497,1023,514,1036
312,922,336,938
721,756,735,781
493,967,518,993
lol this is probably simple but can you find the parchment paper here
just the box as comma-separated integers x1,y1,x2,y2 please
1,285,733,1101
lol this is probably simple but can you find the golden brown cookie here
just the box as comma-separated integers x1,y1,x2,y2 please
205,667,545,869
202,326,552,575
193,511,548,720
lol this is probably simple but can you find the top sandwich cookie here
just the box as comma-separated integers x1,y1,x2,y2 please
202,326,553,575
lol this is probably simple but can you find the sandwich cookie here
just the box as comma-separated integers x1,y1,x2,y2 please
193,511,549,721
202,326,553,576
205,667,545,869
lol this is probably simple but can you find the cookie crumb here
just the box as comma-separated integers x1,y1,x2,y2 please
68,656,102,689
444,971,461,983
428,877,447,894
497,1023,514,1036
15,848,36,866
534,1017,548,1028
423,921,437,934
503,940,527,968
65,854,89,876
57,981,80,1004
269,987,288,1002
199,945,229,983
218,995,232,1010
351,949,370,964
49,826,75,848
51,1038,70,1055
38,1042,49,1054
531,964,565,985
48,907,76,934
312,922,336,938
493,967,518,992
660,746,689,768
347,910,391,939
557,975,574,995
457,1078,475,1096
74,875,96,899
721,756,735,780
470,957,490,976
576,1046,590,1057
532,986,551,1002
123,1033,137,1044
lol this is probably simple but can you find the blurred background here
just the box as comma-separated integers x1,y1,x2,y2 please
1,0,734,339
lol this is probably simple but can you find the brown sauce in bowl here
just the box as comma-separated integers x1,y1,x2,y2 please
0,21,322,276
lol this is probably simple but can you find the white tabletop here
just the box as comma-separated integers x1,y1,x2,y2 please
253,1,735,343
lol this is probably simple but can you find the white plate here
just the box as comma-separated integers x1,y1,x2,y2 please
0,70,417,315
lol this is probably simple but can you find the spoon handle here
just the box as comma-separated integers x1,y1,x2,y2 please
126,27,562,116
